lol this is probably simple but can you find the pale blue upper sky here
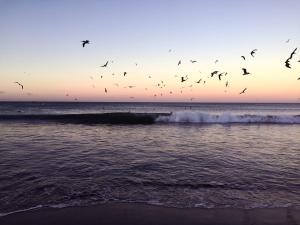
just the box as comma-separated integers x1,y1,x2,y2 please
0,0,300,101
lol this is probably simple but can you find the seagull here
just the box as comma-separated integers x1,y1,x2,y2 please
225,81,229,87
250,49,257,57
100,61,109,67
195,78,202,83
178,60,181,66
242,68,251,75
285,48,297,69
218,72,225,81
190,60,197,63
81,40,90,48
14,82,24,90
211,71,218,77
123,72,127,76
241,56,246,60
181,76,188,82
104,88,107,93
239,88,247,94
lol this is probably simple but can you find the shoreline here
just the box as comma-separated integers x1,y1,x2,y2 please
0,203,299,225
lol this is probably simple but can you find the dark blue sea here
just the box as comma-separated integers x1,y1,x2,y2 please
0,102,300,216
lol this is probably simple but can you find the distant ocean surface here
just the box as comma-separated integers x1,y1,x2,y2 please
0,102,300,216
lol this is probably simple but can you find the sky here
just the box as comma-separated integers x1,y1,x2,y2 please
0,0,300,102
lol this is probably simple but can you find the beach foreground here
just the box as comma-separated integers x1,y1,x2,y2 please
0,203,299,225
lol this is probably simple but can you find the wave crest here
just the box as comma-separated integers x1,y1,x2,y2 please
156,111,300,124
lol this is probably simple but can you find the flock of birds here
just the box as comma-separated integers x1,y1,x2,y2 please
11,39,300,101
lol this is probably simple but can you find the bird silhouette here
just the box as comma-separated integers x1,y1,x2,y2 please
241,56,246,60
105,88,107,93
101,61,109,67
218,72,225,80
181,75,188,82
81,40,90,47
195,78,202,83
14,82,24,90
128,85,135,88
285,48,297,68
178,60,181,66
123,72,127,76
211,71,218,77
286,39,290,43
215,60,219,64
298,77,300,80
225,81,229,87
239,88,247,94
190,60,197,63
250,49,257,57
242,68,251,75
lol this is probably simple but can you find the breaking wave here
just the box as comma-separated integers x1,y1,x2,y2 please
0,111,300,124
156,111,300,124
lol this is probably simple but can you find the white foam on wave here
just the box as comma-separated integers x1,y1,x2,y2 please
156,111,300,124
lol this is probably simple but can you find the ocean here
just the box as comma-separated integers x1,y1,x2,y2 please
0,102,299,216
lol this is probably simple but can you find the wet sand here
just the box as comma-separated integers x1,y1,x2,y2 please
0,203,299,225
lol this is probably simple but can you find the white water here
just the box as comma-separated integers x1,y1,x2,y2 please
156,111,300,124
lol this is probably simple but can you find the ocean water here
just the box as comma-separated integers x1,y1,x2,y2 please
0,102,300,215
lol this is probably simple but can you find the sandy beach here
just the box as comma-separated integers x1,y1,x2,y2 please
0,203,299,225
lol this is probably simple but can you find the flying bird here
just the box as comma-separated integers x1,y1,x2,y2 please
190,60,197,63
178,60,181,66
14,82,23,90
123,72,127,76
285,48,297,68
100,61,109,67
181,76,188,82
239,88,247,94
104,88,107,93
250,49,257,57
298,77,300,80
225,81,229,87
218,72,225,81
81,40,90,48
241,56,246,60
195,78,202,83
286,39,290,43
168,49,172,52
242,68,251,75
128,86,135,88
211,71,218,77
